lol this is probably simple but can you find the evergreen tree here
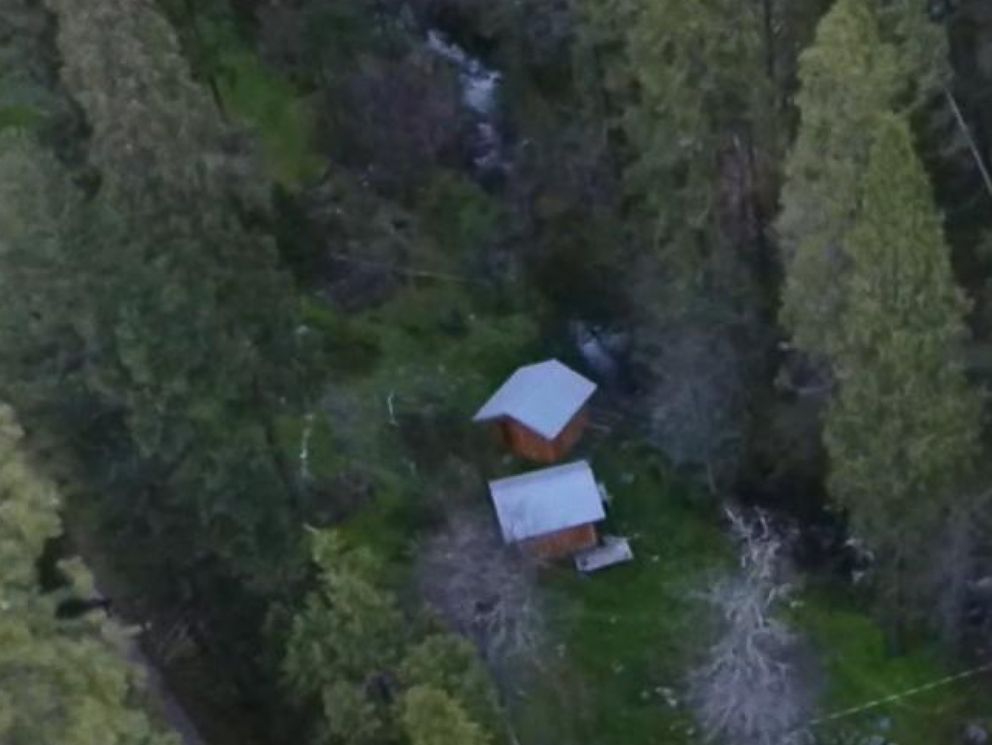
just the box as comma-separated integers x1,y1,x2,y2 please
0,132,87,414
399,635,501,734
283,531,404,745
11,0,309,594
778,0,949,357
824,113,980,625
400,686,491,745
575,0,794,483
777,0,900,356
580,0,776,302
283,530,498,745
0,402,178,745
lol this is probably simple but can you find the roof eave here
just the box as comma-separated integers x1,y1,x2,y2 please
505,514,605,543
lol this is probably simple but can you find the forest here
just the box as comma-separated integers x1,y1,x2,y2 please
2,0,992,744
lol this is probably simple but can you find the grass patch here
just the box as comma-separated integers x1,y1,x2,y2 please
795,589,990,743
0,104,44,132
183,14,322,187
512,442,731,745
213,46,322,186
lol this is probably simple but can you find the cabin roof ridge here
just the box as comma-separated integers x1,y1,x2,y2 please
472,358,596,439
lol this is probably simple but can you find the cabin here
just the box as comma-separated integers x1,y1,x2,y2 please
488,460,606,560
473,359,597,463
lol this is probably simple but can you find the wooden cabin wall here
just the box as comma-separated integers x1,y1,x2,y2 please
499,404,590,463
501,420,558,462
551,405,590,460
522,523,598,560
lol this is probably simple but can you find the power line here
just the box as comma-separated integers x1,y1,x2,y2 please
806,660,992,729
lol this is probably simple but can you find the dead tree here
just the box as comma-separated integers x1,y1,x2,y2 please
417,509,543,684
691,508,814,745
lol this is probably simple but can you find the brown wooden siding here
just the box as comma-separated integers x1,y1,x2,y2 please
501,419,556,462
552,405,589,459
522,523,598,560
498,404,590,463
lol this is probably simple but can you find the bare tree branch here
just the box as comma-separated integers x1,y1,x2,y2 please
691,508,815,745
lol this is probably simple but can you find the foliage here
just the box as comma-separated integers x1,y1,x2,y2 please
0,0,83,152
285,286,537,518
795,586,989,745
824,114,981,624
17,0,308,595
632,317,763,485
777,0,950,357
400,635,502,732
777,0,901,357
579,0,776,303
160,2,323,186
283,529,499,745
2,2,990,745
400,686,491,745
416,171,504,259
0,402,178,745
283,531,404,744
211,36,322,186
573,0,788,484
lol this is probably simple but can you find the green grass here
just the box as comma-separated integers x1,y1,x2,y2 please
512,442,731,745
214,47,322,186
187,16,322,187
795,589,990,744
0,104,43,132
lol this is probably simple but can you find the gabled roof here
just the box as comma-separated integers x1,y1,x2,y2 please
472,359,596,440
488,460,606,544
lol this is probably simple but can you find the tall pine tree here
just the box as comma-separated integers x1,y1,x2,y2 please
13,0,309,595
777,0,900,356
579,0,776,303
825,113,980,626
778,0,949,358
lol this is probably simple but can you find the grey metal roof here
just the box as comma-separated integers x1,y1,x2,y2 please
489,460,606,543
472,359,597,439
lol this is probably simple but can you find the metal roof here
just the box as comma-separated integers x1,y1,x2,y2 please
489,460,606,543
472,359,597,439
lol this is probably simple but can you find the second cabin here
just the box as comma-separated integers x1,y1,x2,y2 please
473,359,597,463
488,460,606,560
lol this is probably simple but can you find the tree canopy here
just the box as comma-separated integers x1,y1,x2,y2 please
0,401,178,745
283,530,499,745
825,112,981,621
